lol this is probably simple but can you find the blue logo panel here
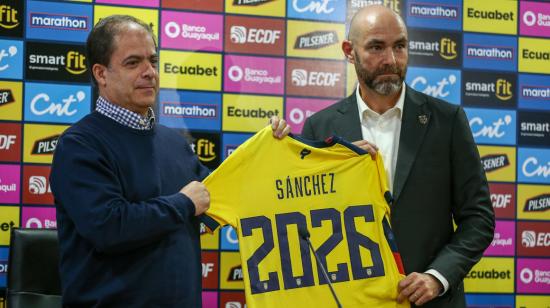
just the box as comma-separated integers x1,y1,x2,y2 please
406,66,461,105
463,33,517,72
466,294,514,307
26,1,92,43
222,133,252,160
518,148,550,184
0,248,8,288
220,226,239,251
0,39,23,80
406,0,462,31
465,108,516,145
158,90,221,131
518,74,550,111
287,0,346,22
24,82,91,124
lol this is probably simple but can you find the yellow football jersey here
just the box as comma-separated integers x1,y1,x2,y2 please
203,126,409,308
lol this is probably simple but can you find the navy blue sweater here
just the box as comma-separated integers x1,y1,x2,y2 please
50,112,209,307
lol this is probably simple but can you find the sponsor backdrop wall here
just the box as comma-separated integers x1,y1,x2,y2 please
0,0,548,306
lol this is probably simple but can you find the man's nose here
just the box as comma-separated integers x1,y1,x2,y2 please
380,47,397,65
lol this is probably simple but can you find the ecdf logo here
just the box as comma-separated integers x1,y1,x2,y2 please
28,176,50,195
230,25,280,44
0,5,19,29
291,68,340,87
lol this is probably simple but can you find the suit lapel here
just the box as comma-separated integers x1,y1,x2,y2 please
393,86,431,203
333,94,363,142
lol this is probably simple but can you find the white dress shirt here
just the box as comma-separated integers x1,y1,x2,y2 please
355,84,450,294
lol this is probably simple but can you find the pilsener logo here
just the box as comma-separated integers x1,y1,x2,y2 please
233,0,273,5
523,194,550,213
230,25,280,45
31,135,59,155
0,89,14,106
481,154,510,173
0,5,19,29
30,13,88,31
294,30,338,49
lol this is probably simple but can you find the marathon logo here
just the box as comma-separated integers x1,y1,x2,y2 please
409,3,458,19
227,265,243,281
291,69,341,87
467,8,514,21
465,79,513,100
294,30,338,49
233,0,273,6
0,89,14,106
31,134,60,155
230,25,281,45
524,194,550,212
164,63,218,76
162,103,217,119
466,45,514,60
521,85,550,100
522,49,550,60
30,13,88,31
225,145,238,157
227,106,279,118
481,154,510,172
0,5,19,29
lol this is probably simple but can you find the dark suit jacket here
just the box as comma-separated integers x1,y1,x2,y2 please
302,85,495,308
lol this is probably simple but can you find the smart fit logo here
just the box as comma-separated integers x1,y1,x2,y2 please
439,37,457,60
192,139,216,162
496,79,513,101
0,5,19,29
65,51,86,75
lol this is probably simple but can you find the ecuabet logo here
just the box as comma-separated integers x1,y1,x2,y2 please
406,67,461,104
518,148,550,184
464,257,514,293
160,50,221,91
463,0,517,35
519,37,550,75
24,83,91,124
465,108,516,145
27,1,91,43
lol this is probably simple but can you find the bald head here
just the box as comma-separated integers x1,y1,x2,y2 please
348,5,407,43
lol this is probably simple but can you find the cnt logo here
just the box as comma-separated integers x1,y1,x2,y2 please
292,0,336,14
0,89,14,106
522,156,550,179
410,73,457,100
192,139,216,163
28,176,51,195
294,30,338,49
0,5,19,29
233,0,273,6
469,114,512,139
230,26,281,45
30,13,88,31
0,45,17,72
30,90,86,117
291,69,340,87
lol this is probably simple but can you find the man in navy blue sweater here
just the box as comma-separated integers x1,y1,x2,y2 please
50,15,289,307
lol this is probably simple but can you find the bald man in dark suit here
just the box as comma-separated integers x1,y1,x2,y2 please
302,5,494,308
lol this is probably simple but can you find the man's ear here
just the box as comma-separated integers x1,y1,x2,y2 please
92,63,107,87
342,40,355,64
